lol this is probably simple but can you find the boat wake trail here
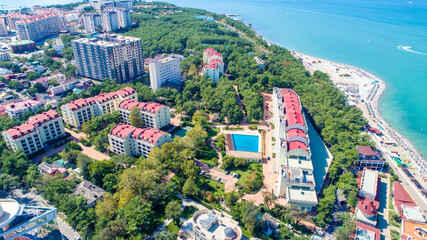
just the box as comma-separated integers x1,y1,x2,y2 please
397,45,427,56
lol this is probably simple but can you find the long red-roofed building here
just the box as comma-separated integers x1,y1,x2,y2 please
392,181,425,223
272,88,317,211
61,87,137,129
108,123,170,157
117,99,170,129
2,110,65,156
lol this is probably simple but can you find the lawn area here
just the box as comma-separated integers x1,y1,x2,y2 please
197,145,218,167
227,163,263,194
181,206,198,220
207,125,220,138
196,175,225,197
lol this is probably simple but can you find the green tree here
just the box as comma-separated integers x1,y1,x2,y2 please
1,150,30,179
182,178,197,197
334,213,357,240
26,71,41,81
118,195,155,237
165,200,182,225
62,47,74,60
25,165,42,188
186,124,208,149
129,106,144,128
33,82,47,93
45,48,57,57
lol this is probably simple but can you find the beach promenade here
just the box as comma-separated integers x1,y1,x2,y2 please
294,52,427,215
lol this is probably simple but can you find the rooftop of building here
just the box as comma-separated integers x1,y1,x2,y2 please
180,209,242,240
393,181,418,214
360,169,379,196
64,97,95,111
118,99,166,115
109,123,168,143
357,197,379,217
287,187,318,204
355,222,381,240
287,157,313,170
5,99,42,112
38,160,67,175
26,109,60,126
355,206,377,226
9,40,35,46
203,63,218,70
402,205,425,223
401,220,427,240
357,146,378,157
73,180,105,205
15,12,60,24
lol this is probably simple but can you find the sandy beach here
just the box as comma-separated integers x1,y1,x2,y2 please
293,51,427,186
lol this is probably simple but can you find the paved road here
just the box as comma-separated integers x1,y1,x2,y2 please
377,177,389,240
9,187,81,240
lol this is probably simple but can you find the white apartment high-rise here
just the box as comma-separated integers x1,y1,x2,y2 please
149,55,182,91
0,18,8,37
72,34,144,83
118,99,170,129
2,110,66,156
83,13,102,33
15,12,61,42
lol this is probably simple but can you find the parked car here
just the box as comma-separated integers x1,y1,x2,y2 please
225,171,230,175
285,223,293,230
216,177,221,182
236,174,241,179
316,230,324,236
232,173,237,178
199,170,205,175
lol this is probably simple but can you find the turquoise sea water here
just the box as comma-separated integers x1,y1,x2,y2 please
231,134,259,152
167,0,427,159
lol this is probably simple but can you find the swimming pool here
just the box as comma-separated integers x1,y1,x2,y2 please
231,134,259,152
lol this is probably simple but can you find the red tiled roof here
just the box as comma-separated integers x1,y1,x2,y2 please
110,123,168,143
110,124,135,139
64,98,95,111
288,141,308,151
6,123,36,139
204,48,216,53
358,198,378,216
94,92,118,103
118,99,166,115
116,87,135,98
209,58,223,66
357,146,377,157
356,223,381,240
204,63,218,70
287,129,306,138
393,181,418,214
208,51,221,57
5,99,42,112
26,109,60,126
131,127,166,144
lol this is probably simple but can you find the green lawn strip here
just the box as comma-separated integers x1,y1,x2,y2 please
181,206,198,220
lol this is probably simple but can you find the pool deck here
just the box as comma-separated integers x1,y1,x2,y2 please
224,130,262,161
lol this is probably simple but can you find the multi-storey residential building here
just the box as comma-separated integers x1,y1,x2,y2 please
90,0,133,10
15,12,61,42
52,37,65,53
202,48,224,83
0,52,10,62
108,123,170,157
272,88,318,211
0,18,8,37
72,34,144,83
149,55,182,91
355,169,380,227
356,145,384,170
61,87,136,128
2,110,65,156
83,13,102,34
9,40,37,53
118,99,170,129
5,99,43,119
101,7,131,31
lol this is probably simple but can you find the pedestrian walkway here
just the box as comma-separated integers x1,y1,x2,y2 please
65,128,110,161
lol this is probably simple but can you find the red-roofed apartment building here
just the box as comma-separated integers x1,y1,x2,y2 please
2,110,65,156
272,88,318,211
117,99,170,129
356,169,380,226
392,181,426,223
202,48,224,83
108,123,170,157
356,146,384,170
61,87,137,129
5,99,43,119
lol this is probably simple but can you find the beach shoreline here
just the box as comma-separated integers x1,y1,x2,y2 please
293,51,426,182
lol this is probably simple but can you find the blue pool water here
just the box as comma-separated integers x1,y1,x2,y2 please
232,134,259,152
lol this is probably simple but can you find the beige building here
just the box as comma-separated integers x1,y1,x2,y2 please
202,48,224,83
118,99,170,129
61,87,137,129
15,12,61,42
2,110,65,156
108,123,170,157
